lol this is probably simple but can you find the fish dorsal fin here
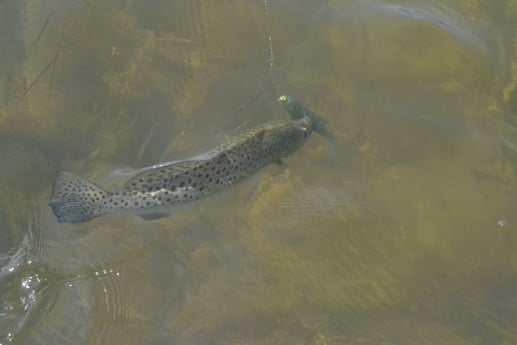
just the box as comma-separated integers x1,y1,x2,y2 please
256,128,265,141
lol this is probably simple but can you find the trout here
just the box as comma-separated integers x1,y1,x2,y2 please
50,96,331,223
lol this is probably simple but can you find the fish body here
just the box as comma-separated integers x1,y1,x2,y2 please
50,116,313,223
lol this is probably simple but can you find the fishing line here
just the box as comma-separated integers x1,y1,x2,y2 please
263,0,274,68
231,0,279,120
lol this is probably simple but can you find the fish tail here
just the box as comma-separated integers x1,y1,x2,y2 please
49,170,112,223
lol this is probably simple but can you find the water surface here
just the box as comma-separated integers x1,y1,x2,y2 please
1,0,517,344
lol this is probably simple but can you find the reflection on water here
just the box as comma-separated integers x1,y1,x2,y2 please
1,0,517,344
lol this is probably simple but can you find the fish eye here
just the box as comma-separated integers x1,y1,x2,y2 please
298,126,309,137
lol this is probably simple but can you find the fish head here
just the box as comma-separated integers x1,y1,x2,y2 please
279,120,313,156
295,122,311,141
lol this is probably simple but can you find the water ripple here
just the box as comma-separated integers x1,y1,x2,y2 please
0,236,58,345
379,2,487,51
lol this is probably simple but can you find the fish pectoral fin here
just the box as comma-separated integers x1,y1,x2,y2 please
139,212,170,221
270,160,290,183
273,159,289,171
272,166,290,184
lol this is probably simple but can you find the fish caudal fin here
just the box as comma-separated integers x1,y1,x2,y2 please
49,170,112,224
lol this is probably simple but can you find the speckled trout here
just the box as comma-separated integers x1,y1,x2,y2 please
49,95,334,223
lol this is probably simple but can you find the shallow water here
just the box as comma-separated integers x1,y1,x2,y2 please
1,0,517,344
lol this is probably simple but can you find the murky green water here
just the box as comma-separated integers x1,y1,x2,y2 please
1,0,517,344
